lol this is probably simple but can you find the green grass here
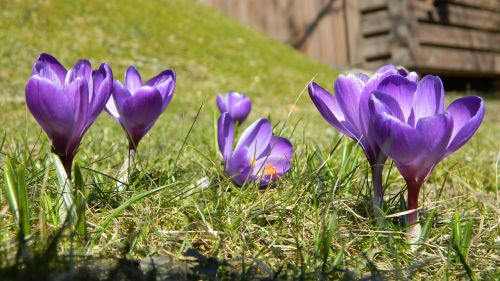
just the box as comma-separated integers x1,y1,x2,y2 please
1,0,499,280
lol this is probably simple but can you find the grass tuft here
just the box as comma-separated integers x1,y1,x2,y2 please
0,0,499,279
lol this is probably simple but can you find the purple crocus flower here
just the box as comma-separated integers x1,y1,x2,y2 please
308,65,418,212
218,113,293,186
369,75,485,237
106,66,176,149
216,91,251,124
25,53,113,176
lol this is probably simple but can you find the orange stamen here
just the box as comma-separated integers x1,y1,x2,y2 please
263,163,277,176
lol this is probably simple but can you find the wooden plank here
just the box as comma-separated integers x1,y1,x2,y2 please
359,0,388,12
274,0,292,42
345,0,364,65
412,46,500,74
305,0,320,59
445,4,500,31
411,0,439,19
315,0,339,65
331,0,349,64
417,3,500,31
363,34,391,59
416,23,500,52
434,0,500,12
361,9,391,36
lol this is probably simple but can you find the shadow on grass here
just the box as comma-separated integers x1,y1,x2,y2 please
0,244,388,281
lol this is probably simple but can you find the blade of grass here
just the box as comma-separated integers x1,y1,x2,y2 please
15,164,29,239
171,98,205,173
419,209,437,245
3,159,30,238
461,218,473,262
3,160,20,227
87,181,179,252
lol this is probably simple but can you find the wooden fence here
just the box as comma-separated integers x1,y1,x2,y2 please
203,0,500,77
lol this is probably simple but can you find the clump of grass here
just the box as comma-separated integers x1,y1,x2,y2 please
0,0,499,280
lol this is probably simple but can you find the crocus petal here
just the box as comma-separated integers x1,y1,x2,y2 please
125,66,142,93
397,68,409,76
32,53,67,86
65,59,92,85
376,75,417,123
65,78,92,158
415,113,453,166
308,82,353,137
217,113,235,162
119,86,163,127
358,66,400,135
227,92,241,107
88,63,113,125
413,75,445,120
216,94,227,113
370,91,406,123
68,61,94,133
397,68,419,83
268,136,294,160
105,95,120,119
445,96,485,156
145,69,174,88
375,64,399,75
251,154,291,186
117,86,163,146
234,118,272,160
230,96,251,123
146,69,176,110
355,73,369,83
251,136,294,186
216,92,251,123
255,155,291,176
334,74,364,131
112,80,131,110
90,77,111,118
92,64,106,95
406,72,419,83
361,65,398,96
373,110,425,165
64,77,89,131
226,146,252,186
106,81,129,121
25,76,74,153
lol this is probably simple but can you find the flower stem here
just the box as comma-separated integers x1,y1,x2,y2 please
58,154,74,180
127,147,136,176
52,154,75,225
371,164,384,211
116,144,136,191
370,160,386,226
406,180,422,242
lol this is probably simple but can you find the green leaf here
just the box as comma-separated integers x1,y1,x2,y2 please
452,211,461,247
52,154,76,225
16,164,30,238
420,209,437,244
74,163,87,240
3,160,20,225
461,218,473,261
2,159,30,238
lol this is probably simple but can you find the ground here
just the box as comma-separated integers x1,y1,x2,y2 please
0,0,499,280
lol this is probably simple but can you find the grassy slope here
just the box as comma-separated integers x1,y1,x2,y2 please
0,0,499,279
